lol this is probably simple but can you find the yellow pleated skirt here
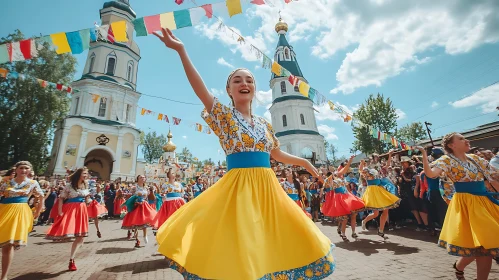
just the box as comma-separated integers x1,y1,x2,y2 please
438,193,499,256
361,185,401,211
156,168,335,280
0,203,33,248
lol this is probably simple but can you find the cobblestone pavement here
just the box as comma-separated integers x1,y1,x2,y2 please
8,219,499,280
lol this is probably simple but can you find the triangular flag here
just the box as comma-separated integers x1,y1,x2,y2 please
92,94,100,103
201,4,213,18
141,108,146,115
288,74,298,86
250,0,266,4
107,25,116,43
157,113,164,120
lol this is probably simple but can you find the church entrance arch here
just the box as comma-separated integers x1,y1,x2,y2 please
84,148,114,180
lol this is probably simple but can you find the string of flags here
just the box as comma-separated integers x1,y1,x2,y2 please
0,67,75,93
136,106,212,134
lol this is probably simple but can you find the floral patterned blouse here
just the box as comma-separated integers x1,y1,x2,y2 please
431,154,494,192
160,182,184,194
360,168,380,181
202,98,280,155
330,177,348,189
59,185,90,199
281,181,298,195
132,186,149,198
0,179,43,198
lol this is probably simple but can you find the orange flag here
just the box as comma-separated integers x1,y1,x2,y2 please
91,94,100,103
157,113,163,120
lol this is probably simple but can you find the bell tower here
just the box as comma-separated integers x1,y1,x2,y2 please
268,18,326,165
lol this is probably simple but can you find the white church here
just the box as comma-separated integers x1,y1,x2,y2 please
269,18,326,165
47,0,141,180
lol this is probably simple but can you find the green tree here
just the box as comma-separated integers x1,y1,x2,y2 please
324,140,338,163
352,93,398,154
0,30,77,173
396,122,427,144
202,158,215,167
141,131,167,163
178,147,193,163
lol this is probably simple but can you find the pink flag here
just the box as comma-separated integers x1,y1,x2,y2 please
251,0,266,4
173,117,181,125
201,4,213,18
144,15,162,33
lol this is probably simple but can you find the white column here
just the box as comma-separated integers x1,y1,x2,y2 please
114,134,123,173
54,129,70,174
131,140,139,176
76,129,88,167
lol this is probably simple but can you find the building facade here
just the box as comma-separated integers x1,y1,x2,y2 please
268,18,326,165
47,0,141,180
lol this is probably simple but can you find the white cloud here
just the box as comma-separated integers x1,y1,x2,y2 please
431,101,439,108
210,88,224,96
317,124,339,140
315,101,358,122
450,83,499,113
182,135,187,139
244,1,499,94
255,89,272,108
395,108,407,120
217,57,234,68
263,104,272,122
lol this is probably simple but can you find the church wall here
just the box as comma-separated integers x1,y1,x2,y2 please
85,155,112,181
85,132,118,154
62,125,83,168
121,133,135,174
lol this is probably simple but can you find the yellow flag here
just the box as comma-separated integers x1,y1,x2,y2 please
111,21,128,42
271,61,282,76
298,81,310,97
160,12,177,30
141,108,146,115
328,100,335,110
157,113,163,120
226,0,242,17
91,94,100,103
50,32,71,54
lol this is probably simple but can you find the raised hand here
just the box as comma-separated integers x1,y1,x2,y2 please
153,28,184,52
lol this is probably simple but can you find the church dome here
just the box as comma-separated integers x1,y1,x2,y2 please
102,1,136,18
275,17,288,33
162,130,176,152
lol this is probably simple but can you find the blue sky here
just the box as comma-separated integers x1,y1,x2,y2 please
2,0,499,163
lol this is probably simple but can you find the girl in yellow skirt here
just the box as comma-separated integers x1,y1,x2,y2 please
0,161,44,280
359,150,401,239
153,28,334,280
417,133,499,280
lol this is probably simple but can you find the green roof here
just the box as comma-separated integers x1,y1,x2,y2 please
102,1,136,18
67,116,141,132
275,129,321,137
271,34,304,80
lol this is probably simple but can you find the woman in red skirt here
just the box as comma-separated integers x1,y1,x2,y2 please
87,183,107,238
121,175,157,248
322,155,365,241
152,168,185,232
281,168,312,219
45,167,90,271
114,186,126,217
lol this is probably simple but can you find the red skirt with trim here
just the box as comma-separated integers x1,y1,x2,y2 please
49,199,60,220
121,202,157,230
295,200,312,219
152,198,185,230
114,198,126,215
87,200,107,219
322,189,365,219
45,202,89,240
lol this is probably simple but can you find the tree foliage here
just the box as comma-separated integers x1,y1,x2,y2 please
141,131,167,163
0,30,77,173
178,147,193,163
324,140,338,163
396,122,427,144
352,93,398,155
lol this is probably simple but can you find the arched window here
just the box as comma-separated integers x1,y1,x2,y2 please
284,48,290,60
88,53,95,73
127,61,134,82
280,81,286,94
282,115,287,127
105,52,117,75
98,97,107,117
300,114,305,125
294,85,299,92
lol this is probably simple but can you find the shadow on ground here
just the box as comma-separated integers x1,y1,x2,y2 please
103,258,167,274
96,247,136,254
334,238,420,256
360,228,438,243
11,271,68,280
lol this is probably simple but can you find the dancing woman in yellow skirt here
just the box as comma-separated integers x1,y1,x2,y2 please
359,150,401,239
417,133,499,280
153,28,334,280
0,161,44,280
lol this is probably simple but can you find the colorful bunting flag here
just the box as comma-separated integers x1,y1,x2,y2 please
288,74,298,86
79,29,91,51
164,115,169,123
50,32,71,54
132,18,148,37
251,0,266,5
92,94,100,103
66,31,84,54
0,44,8,64
0,68,7,78
141,108,147,115
328,101,335,110
8,42,24,61
309,87,317,101
298,81,310,97
271,61,282,76
189,7,207,25
174,10,192,29
144,15,161,34
158,113,164,120
110,21,128,42
201,4,213,18
160,12,177,30
173,117,181,125
226,0,242,17
19,39,33,60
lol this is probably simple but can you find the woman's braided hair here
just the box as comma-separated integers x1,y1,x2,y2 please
441,132,457,154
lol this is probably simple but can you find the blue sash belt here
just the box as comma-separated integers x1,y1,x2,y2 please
166,193,182,198
323,187,331,193
334,186,348,194
227,152,270,171
0,196,28,204
367,179,381,186
64,197,84,204
287,193,299,201
194,191,201,198
309,190,318,194
148,199,155,204
454,181,499,206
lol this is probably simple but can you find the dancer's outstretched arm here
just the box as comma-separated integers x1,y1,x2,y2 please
154,28,214,111
271,149,323,182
